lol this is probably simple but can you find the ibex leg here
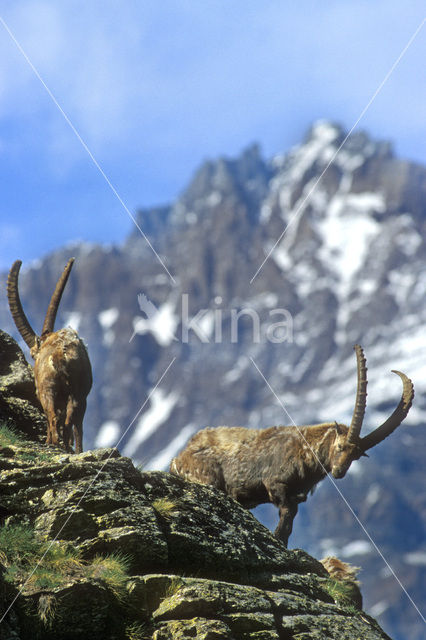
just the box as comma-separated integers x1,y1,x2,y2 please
274,500,299,547
44,401,59,447
264,479,299,547
63,399,75,453
72,400,86,454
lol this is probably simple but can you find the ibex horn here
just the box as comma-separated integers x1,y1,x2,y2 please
7,260,38,350
360,370,414,452
347,344,368,445
41,258,75,338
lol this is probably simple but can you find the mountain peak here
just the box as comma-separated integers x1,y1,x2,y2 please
305,119,344,144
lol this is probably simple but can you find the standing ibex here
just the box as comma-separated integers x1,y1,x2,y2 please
171,345,414,545
7,258,92,453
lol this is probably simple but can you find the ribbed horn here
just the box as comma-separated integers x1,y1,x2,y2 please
347,344,368,445
6,260,38,351
41,258,75,338
360,371,414,452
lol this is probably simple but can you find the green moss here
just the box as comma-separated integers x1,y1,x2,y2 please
20,450,53,463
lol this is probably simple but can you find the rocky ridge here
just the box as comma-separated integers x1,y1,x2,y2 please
0,424,390,639
0,121,425,638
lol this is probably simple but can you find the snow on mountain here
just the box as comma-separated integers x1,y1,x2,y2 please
122,388,179,460
1,121,426,640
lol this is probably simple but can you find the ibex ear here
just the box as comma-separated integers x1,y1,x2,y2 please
334,421,346,436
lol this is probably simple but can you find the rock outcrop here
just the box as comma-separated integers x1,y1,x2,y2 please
0,433,391,639
0,330,46,444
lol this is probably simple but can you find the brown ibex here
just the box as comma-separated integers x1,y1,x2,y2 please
7,258,92,453
171,345,414,545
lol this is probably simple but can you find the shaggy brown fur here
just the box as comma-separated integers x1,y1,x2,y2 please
171,422,358,545
170,346,413,546
33,328,92,453
7,259,92,453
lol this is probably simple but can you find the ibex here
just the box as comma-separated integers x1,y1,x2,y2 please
7,258,92,453
171,345,414,545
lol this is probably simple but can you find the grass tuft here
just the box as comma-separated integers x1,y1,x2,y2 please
0,523,84,594
87,552,131,599
126,622,147,640
323,577,361,610
37,593,58,627
0,522,135,624
152,497,179,519
0,522,41,565
0,422,25,447
164,576,184,599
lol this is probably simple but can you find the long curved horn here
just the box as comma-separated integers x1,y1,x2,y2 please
360,371,414,452
6,260,38,351
347,344,368,444
41,258,75,338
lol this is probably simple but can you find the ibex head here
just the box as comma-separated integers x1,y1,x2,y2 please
329,345,414,479
7,258,75,358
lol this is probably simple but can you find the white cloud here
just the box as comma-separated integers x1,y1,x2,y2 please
0,0,425,266
1,1,425,168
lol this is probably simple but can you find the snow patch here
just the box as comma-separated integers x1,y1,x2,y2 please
319,538,339,557
369,601,389,617
99,308,119,346
340,540,374,557
132,301,179,346
65,312,81,332
388,270,416,306
206,191,222,207
263,293,278,308
185,211,198,225
358,279,376,296
271,244,292,271
404,551,426,566
365,484,381,507
317,194,382,297
346,460,363,476
393,214,422,255
224,356,249,384
122,388,179,457
198,309,215,340
146,423,197,471
99,308,119,329
95,420,120,448
289,121,340,182
260,203,272,222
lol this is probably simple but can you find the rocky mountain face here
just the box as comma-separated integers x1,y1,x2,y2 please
0,121,425,639
0,400,391,639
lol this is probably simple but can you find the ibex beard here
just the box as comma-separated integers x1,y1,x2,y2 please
171,345,414,546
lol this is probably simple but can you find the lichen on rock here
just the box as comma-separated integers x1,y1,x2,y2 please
0,426,393,640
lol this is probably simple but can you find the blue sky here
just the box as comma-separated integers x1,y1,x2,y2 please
0,1,425,269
